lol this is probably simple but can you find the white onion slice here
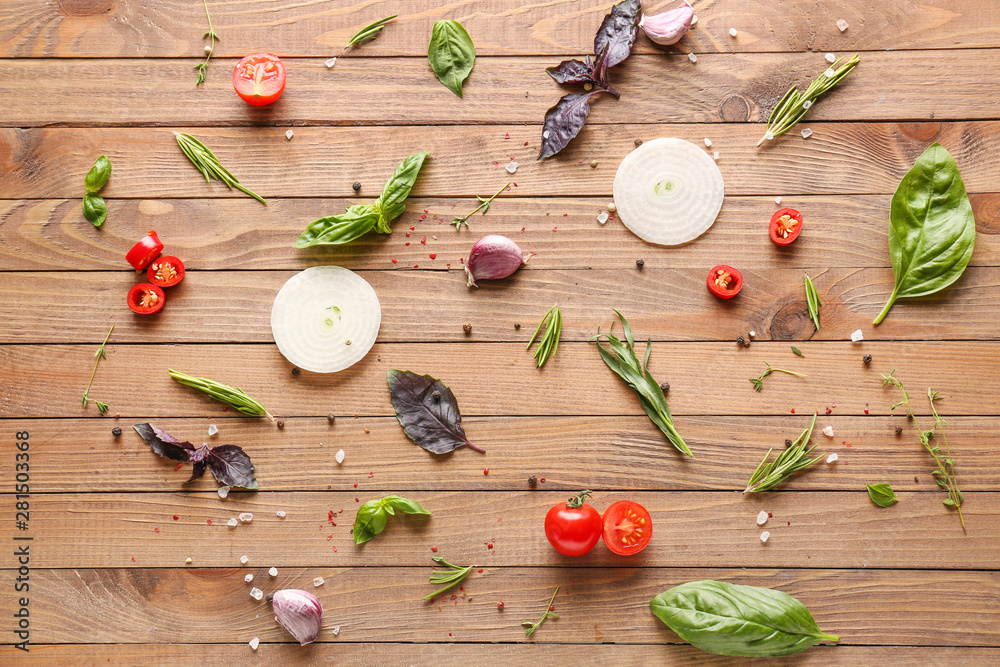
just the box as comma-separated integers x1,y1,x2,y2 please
612,137,725,246
270,266,381,373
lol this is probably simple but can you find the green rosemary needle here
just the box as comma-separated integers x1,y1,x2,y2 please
329,15,398,67
82,325,114,411
421,555,474,600
804,273,821,331
749,362,808,392
744,413,822,493
757,54,860,147
174,132,266,204
451,182,510,228
526,304,562,368
169,370,274,421
194,0,220,85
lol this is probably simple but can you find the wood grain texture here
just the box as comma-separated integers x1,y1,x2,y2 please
4,51,999,127
2,341,997,418
6,416,997,493
2,0,998,57
3,123,1000,200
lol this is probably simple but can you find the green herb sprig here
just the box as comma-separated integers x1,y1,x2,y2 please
749,362,808,392
83,155,111,228
82,325,114,414
803,273,821,331
866,482,898,507
451,182,509,228
421,555,474,600
791,345,804,357
526,304,562,368
744,413,822,493
168,369,274,421
194,0,220,85
348,15,397,48
757,54,860,147
881,370,964,528
522,587,560,636
174,132,266,204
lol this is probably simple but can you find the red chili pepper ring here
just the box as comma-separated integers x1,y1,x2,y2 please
126,231,164,271
769,208,803,245
707,265,743,299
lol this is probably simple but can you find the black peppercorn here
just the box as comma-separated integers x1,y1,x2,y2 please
432,390,441,401
636,259,644,268
327,414,335,423
914,476,919,484
737,335,745,345
463,322,472,334
634,138,643,147
291,367,300,376
277,421,285,429
514,323,521,330
895,426,903,435
528,475,537,486
863,354,872,364
660,382,670,392
743,338,751,347
352,182,361,192
112,427,122,437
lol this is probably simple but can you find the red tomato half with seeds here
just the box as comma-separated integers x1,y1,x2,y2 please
602,500,652,556
127,283,166,315
544,491,602,557
769,208,803,245
706,265,743,299
233,53,286,106
126,231,164,271
147,256,185,287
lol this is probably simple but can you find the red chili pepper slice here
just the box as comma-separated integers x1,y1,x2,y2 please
126,231,164,271
769,208,803,245
707,265,743,299
147,256,185,287
127,283,166,315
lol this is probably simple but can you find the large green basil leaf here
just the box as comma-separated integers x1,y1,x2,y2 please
874,142,976,324
84,155,112,193
380,495,431,516
374,151,430,232
353,499,389,544
650,580,839,657
82,193,107,227
428,20,475,97
866,482,899,507
293,204,380,247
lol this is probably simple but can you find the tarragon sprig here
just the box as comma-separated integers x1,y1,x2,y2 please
522,587,560,636
169,370,274,421
804,273,821,331
750,362,808,392
174,132,266,204
82,325,114,414
757,54,860,147
526,304,561,368
451,182,509,228
329,15,398,67
194,0,220,85
744,413,822,493
421,555,474,600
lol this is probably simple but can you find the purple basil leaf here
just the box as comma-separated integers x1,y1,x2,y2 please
546,58,597,85
387,370,484,454
539,92,608,160
593,0,641,69
133,423,195,461
186,460,208,484
206,445,258,489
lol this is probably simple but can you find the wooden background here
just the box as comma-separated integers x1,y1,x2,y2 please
2,0,1000,664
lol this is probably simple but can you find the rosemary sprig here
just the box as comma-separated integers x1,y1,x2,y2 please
194,0,220,85
526,304,562,368
881,370,965,529
744,413,822,493
421,555,474,600
522,587,560,636
329,15,398,67
749,362,808,392
82,325,114,413
591,311,692,457
757,54,860,147
804,273,821,331
174,132,266,204
168,369,274,421
451,182,510,228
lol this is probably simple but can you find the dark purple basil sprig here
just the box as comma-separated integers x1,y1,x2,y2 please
134,423,258,489
539,0,640,159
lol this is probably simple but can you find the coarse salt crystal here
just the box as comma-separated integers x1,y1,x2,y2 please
801,128,813,139
333,626,341,636
240,555,249,564
276,511,286,518
836,19,849,32
729,28,738,37
250,587,263,600
269,567,278,577
285,129,294,140
208,424,218,436
239,512,253,523
822,426,835,437
775,196,782,204
228,518,238,527
185,557,192,564
704,138,712,147
542,130,550,139
760,531,770,543
597,211,609,224
245,574,253,582
851,329,864,342
802,100,813,110
827,453,839,463
713,151,719,160
218,486,230,499
249,637,260,650
691,14,698,25
688,53,697,63
749,330,756,337
325,57,337,68
505,161,518,174
314,576,325,587
764,131,774,141
825,52,836,63
756,510,769,525
824,67,835,77
335,449,345,464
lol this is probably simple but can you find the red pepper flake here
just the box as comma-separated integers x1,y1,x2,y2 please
540,477,546,482
353,482,358,488
478,569,484,573
549,605,555,611
504,132,510,139
483,468,489,475
448,633,452,637
825,406,833,415
512,182,517,187
420,237,427,244
131,556,136,562
846,442,852,447
368,472,374,478
154,527,160,533
521,227,525,233
791,408,796,414
410,226,415,231
206,519,212,525
563,213,568,216
552,226,558,232
460,586,464,591
174,463,183,472
431,546,438,552
787,521,791,526
487,544,493,549
405,242,410,246
419,215,426,221
493,161,500,166
332,545,338,552
429,253,436,259
423,209,429,213
355,497,360,502
497,601,504,608
414,264,419,268
864,408,869,415
172,515,179,521
222,406,228,411
767,512,773,518
497,517,502,522
405,232,410,237
391,258,398,263
524,141,528,146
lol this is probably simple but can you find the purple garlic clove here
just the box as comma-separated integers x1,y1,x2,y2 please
271,589,323,645
639,1,694,46
465,234,531,287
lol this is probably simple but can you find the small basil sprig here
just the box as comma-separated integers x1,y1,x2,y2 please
866,482,898,507
82,155,111,227
428,20,475,97
354,495,430,544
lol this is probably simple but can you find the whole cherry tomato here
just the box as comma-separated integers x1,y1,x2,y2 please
127,283,166,315
602,500,652,556
544,490,602,557
126,231,164,271
769,208,803,245
706,265,743,299
233,53,286,106
147,256,185,287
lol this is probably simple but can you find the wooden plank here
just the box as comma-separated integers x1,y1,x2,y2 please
2,0,997,57
6,416,997,493
1,491,990,569
4,51,999,127
3,567,998,646
1,341,996,418
4,195,1000,271
3,123,1000,200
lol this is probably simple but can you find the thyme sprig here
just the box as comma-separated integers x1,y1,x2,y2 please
522,587,560,636
194,0,220,85
168,370,274,421
804,273,821,331
757,54,860,147
421,555,474,600
526,304,562,368
174,132,266,204
451,182,509,228
750,362,808,392
330,15,398,67
881,370,965,529
744,413,822,493
82,325,114,414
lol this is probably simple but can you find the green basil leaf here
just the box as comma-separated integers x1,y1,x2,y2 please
374,151,430,232
353,499,389,544
381,494,431,516
866,482,899,507
84,155,112,193
874,142,976,324
82,193,107,227
650,580,839,657
428,20,475,97
293,204,380,247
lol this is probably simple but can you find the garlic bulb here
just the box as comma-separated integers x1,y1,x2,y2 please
271,589,323,645
639,1,694,46
464,235,530,287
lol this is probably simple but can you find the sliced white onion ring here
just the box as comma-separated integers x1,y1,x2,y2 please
613,137,724,246
270,266,381,373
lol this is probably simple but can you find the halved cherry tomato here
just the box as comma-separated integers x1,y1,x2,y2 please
544,490,602,557
126,231,164,271
769,208,803,245
602,500,652,556
233,53,286,106
707,265,743,299
127,283,166,315
147,256,185,287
